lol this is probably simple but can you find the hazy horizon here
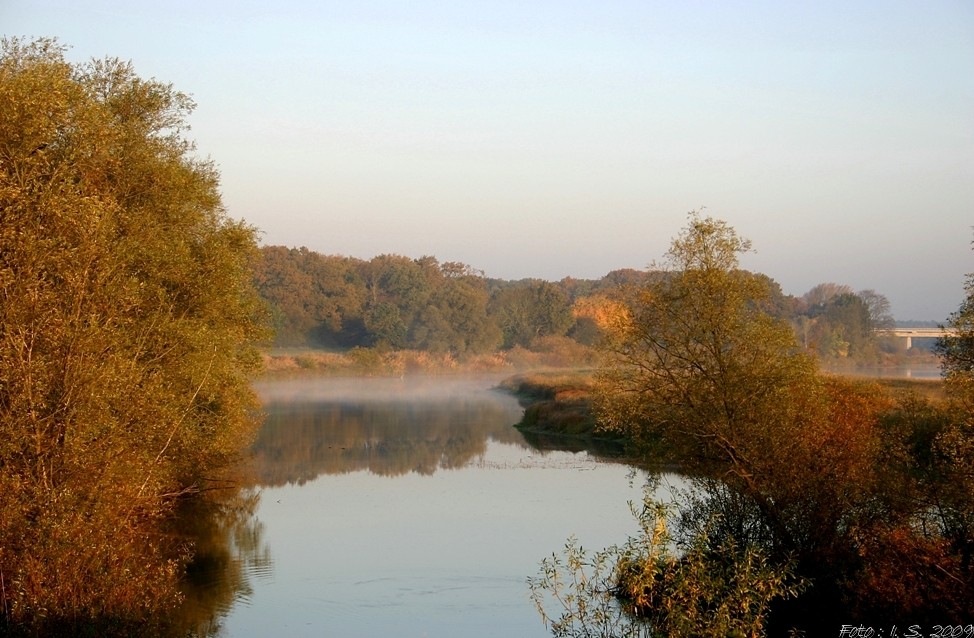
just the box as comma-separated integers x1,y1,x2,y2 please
4,0,972,321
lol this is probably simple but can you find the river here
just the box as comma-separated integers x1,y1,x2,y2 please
180,375,674,637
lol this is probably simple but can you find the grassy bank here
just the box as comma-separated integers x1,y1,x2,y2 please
259,351,947,447
262,348,509,377
260,337,599,378
867,376,947,403
498,371,606,438
499,369,947,440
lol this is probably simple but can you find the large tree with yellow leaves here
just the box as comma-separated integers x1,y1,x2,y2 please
0,38,267,629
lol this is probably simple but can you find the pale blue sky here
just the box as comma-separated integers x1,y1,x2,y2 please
4,0,973,320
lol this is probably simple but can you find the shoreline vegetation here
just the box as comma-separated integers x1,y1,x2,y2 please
523,216,974,635
259,339,600,377
501,368,947,440
0,41,269,636
259,348,951,483
259,348,946,443
260,345,939,379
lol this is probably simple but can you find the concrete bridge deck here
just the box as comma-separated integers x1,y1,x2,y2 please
880,327,956,349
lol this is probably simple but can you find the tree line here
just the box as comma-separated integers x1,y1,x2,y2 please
255,245,903,364
256,246,579,353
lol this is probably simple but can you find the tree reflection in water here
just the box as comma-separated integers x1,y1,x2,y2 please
172,375,532,634
173,489,272,637
171,376,642,636
249,376,528,485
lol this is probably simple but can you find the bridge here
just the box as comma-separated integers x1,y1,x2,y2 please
879,327,956,349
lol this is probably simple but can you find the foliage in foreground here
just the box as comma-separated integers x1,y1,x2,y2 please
572,213,974,632
529,495,802,638
0,39,266,631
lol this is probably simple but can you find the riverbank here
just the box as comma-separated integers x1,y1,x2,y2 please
260,349,946,436
498,371,599,436
259,339,599,378
499,368,947,440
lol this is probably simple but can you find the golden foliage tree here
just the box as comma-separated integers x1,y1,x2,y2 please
0,38,267,629
593,214,907,630
595,214,821,479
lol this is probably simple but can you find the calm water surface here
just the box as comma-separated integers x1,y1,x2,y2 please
191,376,677,638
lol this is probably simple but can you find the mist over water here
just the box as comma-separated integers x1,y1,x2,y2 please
191,375,674,638
250,374,528,486
253,374,517,405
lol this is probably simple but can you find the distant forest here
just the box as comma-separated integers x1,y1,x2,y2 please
255,246,908,362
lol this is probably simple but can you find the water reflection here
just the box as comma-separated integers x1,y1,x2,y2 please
175,491,272,637
177,375,658,638
251,376,527,484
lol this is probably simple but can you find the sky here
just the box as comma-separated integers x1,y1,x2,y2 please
4,1,973,321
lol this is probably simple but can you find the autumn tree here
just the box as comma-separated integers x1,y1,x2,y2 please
593,213,909,631
489,281,574,349
802,282,853,309
0,39,267,629
822,293,873,357
254,246,365,347
412,262,501,356
796,285,893,360
570,295,628,346
361,254,433,348
858,288,895,331
926,242,974,589
253,246,320,343
847,260,974,621
595,213,820,474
